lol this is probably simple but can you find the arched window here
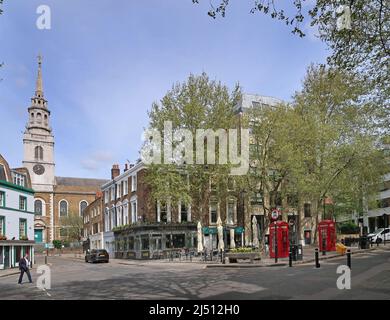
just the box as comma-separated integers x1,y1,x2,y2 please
59,200,68,217
34,200,43,216
35,146,43,160
80,201,88,216
37,113,42,123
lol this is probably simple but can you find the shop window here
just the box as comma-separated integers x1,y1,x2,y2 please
141,235,149,250
173,234,185,248
128,237,134,250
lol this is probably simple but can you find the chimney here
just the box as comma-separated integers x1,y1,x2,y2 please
111,164,120,180
124,163,128,172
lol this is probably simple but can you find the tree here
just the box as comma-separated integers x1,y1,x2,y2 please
143,73,241,224
239,65,387,245
286,65,387,240
192,0,389,132
60,214,84,243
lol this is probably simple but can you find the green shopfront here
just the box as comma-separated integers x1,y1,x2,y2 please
113,223,197,260
202,226,244,251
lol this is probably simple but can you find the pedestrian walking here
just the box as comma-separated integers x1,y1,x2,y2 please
18,253,32,284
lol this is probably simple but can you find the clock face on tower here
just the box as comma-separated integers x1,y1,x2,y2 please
33,164,45,175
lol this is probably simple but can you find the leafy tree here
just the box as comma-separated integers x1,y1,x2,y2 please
286,65,387,240
144,73,241,224
192,0,389,132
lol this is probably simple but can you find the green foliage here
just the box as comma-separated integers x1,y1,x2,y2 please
52,240,62,249
192,0,389,133
337,221,360,234
230,247,254,253
144,73,241,212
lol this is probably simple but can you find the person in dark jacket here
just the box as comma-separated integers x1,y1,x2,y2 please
18,253,32,284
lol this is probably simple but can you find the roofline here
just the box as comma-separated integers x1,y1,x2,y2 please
101,161,145,189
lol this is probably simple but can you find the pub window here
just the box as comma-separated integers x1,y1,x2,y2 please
226,198,236,225
304,203,311,217
160,202,167,223
210,200,218,224
141,235,149,250
180,203,188,222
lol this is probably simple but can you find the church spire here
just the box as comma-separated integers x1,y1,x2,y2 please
35,54,43,97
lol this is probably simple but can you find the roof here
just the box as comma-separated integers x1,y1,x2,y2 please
55,176,108,187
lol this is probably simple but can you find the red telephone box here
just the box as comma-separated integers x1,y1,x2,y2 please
318,220,336,252
269,221,289,258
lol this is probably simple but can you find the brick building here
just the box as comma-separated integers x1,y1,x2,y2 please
83,192,104,250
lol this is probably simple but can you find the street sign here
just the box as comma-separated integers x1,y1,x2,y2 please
289,219,295,226
271,209,279,221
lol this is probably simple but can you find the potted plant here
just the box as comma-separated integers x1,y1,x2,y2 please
0,235,7,241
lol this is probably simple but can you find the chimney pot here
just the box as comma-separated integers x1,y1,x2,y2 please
111,164,120,179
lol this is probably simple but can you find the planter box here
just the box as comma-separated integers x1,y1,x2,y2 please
225,252,261,263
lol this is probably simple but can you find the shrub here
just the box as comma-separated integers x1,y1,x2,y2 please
338,221,360,234
52,239,62,249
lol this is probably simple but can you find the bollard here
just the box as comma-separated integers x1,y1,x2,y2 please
45,255,47,265
315,248,320,268
347,249,351,269
289,250,293,267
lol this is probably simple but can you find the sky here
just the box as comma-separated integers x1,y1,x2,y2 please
0,0,328,179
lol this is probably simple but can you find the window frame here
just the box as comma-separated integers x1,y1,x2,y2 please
59,200,69,217
19,196,27,211
0,191,5,207
0,216,5,236
19,218,27,239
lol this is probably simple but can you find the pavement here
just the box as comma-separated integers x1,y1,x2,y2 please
0,245,389,299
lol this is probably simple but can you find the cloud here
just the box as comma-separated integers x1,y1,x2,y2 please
80,151,113,171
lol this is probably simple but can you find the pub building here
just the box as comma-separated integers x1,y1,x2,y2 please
101,162,246,259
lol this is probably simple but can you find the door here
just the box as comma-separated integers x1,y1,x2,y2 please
34,229,43,243
4,246,10,269
304,230,312,245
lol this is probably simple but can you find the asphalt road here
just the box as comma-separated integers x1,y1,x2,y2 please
0,248,389,300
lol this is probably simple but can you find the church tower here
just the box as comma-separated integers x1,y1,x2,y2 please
23,55,55,192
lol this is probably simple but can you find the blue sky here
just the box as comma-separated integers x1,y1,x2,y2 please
0,0,327,179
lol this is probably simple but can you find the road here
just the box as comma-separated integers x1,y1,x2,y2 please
0,248,389,300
